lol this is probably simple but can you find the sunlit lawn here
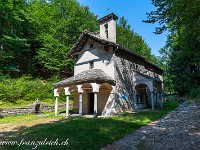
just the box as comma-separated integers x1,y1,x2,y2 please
0,101,178,150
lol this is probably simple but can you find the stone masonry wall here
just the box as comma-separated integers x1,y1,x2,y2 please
0,104,69,117
114,54,136,112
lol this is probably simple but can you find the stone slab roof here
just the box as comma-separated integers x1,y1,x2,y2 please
53,69,115,88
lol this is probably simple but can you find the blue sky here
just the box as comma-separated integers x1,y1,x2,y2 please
77,0,168,56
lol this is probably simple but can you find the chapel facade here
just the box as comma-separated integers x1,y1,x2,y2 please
53,13,163,117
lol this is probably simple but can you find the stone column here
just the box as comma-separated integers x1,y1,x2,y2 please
66,95,69,117
55,97,58,116
64,87,70,117
91,83,100,117
151,92,155,111
134,91,137,109
155,92,157,104
79,93,82,116
54,89,59,116
160,93,163,109
77,85,83,116
94,92,97,117
156,92,158,104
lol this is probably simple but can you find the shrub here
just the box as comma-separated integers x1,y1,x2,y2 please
189,87,200,98
0,76,66,107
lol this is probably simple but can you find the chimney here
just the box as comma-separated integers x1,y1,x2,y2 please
98,13,118,43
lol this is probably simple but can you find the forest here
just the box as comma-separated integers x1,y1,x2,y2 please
145,0,200,97
0,0,199,106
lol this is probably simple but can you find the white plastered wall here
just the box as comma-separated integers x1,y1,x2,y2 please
99,19,117,43
74,38,115,79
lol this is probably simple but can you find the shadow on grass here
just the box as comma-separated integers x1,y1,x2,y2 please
0,102,179,150
0,116,144,150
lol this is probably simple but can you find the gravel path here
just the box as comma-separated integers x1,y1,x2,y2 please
102,100,200,150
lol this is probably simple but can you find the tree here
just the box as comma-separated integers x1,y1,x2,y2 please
0,0,35,76
28,0,98,78
117,17,157,64
145,0,200,95
0,0,99,78
0,0,159,79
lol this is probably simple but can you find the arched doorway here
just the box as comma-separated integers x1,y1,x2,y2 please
81,83,93,114
99,83,113,115
135,83,150,109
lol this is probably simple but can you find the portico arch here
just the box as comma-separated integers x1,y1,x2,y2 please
134,83,150,109
98,83,113,115
53,69,116,117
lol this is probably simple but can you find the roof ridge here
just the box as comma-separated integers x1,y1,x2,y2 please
68,30,163,72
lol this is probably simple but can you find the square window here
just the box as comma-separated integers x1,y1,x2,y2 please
90,44,94,48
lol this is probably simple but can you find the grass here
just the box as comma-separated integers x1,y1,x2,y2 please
0,101,179,150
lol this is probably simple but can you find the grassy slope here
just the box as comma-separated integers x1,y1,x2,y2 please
0,101,178,150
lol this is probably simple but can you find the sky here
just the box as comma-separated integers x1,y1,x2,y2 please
77,0,168,56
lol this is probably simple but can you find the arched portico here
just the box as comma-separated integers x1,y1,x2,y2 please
53,69,116,117
134,83,150,109
133,79,163,111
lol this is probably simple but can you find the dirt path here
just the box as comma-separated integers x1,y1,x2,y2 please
102,100,200,150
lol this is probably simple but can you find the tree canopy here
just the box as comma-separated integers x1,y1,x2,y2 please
0,0,158,79
117,17,158,64
145,0,200,95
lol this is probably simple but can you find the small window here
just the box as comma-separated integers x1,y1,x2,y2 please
89,61,94,69
104,45,109,51
104,23,108,38
90,44,94,48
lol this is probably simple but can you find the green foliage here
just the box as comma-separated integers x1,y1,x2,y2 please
30,0,99,78
117,17,158,64
190,87,200,98
0,76,66,107
0,0,98,78
0,0,160,106
0,0,34,76
0,0,158,79
146,0,200,95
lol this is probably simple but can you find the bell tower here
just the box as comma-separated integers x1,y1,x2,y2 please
98,13,118,43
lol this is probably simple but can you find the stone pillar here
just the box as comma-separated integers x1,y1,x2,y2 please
79,93,82,116
156,92,158,104
54,89,59,116
151,92,155,111
66,95,69,117
55,97,58,116
77,85,83,116
64,87,70,117
94,92,97,117
148,81,155,111
91,83,100,117
155,92,157,104
160,93,163,109
134,91,137,109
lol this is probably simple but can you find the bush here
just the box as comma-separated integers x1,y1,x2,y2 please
189,87,200,98
0,76,66,107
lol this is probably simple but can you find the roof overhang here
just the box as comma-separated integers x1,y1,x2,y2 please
53,69,116,88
